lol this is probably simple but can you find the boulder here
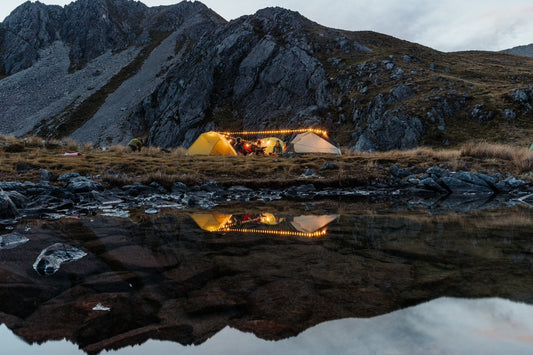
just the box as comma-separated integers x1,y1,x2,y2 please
0,190,19,219
33,243,87,276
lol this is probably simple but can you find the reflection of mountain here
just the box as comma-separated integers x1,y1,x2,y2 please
4,297,533,354
189,213,338,237
0,208,533,354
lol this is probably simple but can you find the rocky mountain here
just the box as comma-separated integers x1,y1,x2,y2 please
1,0,533,150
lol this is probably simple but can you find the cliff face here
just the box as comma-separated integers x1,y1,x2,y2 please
128,7,344,147
1,0,533,150
0,0,225,144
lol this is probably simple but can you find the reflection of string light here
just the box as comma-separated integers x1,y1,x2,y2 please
214,227,328,238
218,128,329,138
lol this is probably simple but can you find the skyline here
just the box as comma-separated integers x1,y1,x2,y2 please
1,0,533,52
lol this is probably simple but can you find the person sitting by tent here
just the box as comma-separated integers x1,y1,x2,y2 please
251,139,266,155
128,137,144,152
233,137,244,154
272,140,283,155
233,137,252,155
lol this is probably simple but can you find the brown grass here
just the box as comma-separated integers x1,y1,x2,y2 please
460,141,533,172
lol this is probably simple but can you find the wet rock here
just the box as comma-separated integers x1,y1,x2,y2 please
0,233,29,249
122,182,157,196
227,186,253,193
145,208,159,215
319,162,338,170
303,168,316,176
5,190,28,209
453,171,494,190
426,167,448,178
0,190,19,219
171,182,188,193
149,182,168,194
390,165,411,179
199,181,221,192
33,243,87,276
439,176,493,194
39,169,52,181
57,172,82,182
419,178,448,194
67,176,103,193
504,176,526,189
0,182,24,191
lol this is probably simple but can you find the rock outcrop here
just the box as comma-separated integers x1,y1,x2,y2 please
0,0,224,144
128,7,340,147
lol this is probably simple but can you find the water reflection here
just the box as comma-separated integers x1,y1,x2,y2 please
0,203,533,354
189,212,338,237
3,297,533,354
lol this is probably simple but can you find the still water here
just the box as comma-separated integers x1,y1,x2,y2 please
1,201,533,354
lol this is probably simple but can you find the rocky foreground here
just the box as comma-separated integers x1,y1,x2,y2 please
1,165,533,225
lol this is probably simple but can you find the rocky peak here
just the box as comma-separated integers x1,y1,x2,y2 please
246,7,307,34
0,0,220,75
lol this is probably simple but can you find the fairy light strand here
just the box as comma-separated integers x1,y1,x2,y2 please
214,227,328,238
217,128,329,138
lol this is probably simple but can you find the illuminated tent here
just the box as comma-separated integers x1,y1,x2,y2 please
186,131,237,156
259,137,286,155
290,215,338,233
189,213,233,231
285,132,341,155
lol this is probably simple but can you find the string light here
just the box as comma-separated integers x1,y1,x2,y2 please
213,227,328,238
217,128,329,138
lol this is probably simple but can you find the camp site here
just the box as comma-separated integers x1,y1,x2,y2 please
186,128,342,156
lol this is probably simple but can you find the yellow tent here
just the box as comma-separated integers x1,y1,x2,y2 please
259,137,285,155
186,131,237,156
189,213,233,231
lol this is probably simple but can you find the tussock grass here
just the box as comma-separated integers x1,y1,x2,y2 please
461,142,516,161
460,141,533,172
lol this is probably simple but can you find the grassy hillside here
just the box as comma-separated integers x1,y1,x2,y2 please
303,24,533,148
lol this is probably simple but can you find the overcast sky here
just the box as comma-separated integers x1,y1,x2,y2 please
1,0,533,52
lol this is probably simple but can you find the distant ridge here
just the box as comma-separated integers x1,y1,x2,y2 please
503,43,533,58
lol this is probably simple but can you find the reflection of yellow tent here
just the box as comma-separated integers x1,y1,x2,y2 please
286,132,341,155
259,137,285,155
190,213,233,231
290,215,338,233
259,213,281,225
186,131,237,156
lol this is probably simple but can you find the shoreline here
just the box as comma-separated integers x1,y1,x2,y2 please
2,165,533,226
